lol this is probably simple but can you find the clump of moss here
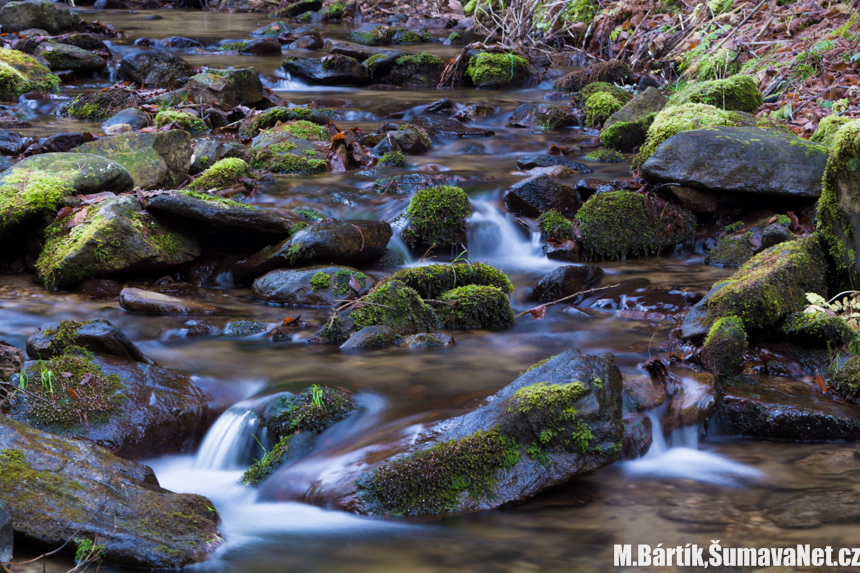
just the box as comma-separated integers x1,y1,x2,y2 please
357,427,520,516
241,435,293,486
584,149,624,163
154,110,206,134
383,263,513,298
392,30,424,45
707,235,827,330
332,268,368,295
276,120,330,142
219,42,248,52
348,25,393,46
600,112,656,152
780,312,857,349
265,386,355,441
397,123,432,149
310,271,331,291
634,103,747,166
537,209,574,239
400,185,471,249
581,81,631,103
178,188,252,209
363,53,387,77
573,191,696,260
437,285,515,330
667,74,763,113
831,355,860,401
65,89,138,121
702,316,747,376
0,49,60,100
352,280,438,334
8,354,125,433
395,52,442,67
186,158,250,192
465,52,531,88
705,233,755,267
379,150,406,167
810,115,852,146
0,169,72,225
240,107,322,137
295,206,324,221
322,0,345,18
250,143,329,174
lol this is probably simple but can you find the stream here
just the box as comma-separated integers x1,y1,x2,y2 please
4,7,860,572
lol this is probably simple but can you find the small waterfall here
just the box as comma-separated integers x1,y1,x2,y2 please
265,70,348,92
466,200,560,271
194,406,264,470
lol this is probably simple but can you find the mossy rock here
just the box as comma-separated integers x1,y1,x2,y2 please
0,45,59,100
706,235,827,330
35,195,200,289
465,52,532,89
584,149,623,163
705,234,756,267
249,127,330,175
382,262,513,298
348,23,393,46
667,74,763,114
186,158,250,191
553,59,631,92
573,191,696,260
811,115,852,146
537,209,574,239
438,285,514,330
154,110,206,134
831,356,860,401
581,82,632,104
378,150,406,166
584,92,625,127
252,265,372,306
780,313,857,349
64,88,139,121
400,185,471,250
0,168,72,239
239,106,328,137
352,280,438,334
600,112,657,153
702,316,747,376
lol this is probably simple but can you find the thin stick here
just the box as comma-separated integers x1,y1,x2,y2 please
515,283,622,317
0,380,56,405
709,0,769,55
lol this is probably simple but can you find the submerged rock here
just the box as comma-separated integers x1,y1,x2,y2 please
26,319,154,364
0,416,221,567
281,54,369,85
119,288,221,315
253,265,373,306
340,325,400,350
515,153,591,173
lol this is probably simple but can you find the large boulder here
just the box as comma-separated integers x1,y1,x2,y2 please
504,174,581,216
818,120,860,285
0,416,221,567
530,264,604,302
74,131,193,190
168,67,264,108
118,49,195,88
0,0,79,34
8,352,213,459
641,127,828,199
145,190,298,235
0,48,59,100
35,195,200,289
252,265,373,306
233,219,392,283
33,42,107,73
281,54,370,86
65,88,141,122
26,319,153,363
262,350,623,516
1,152,133,194
601,86,665,152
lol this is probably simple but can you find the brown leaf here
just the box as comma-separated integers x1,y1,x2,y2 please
348,276,361,292
55,205,73,221
815,375,828,393
525,304,547,320
65,207,88,229
79,191,116,205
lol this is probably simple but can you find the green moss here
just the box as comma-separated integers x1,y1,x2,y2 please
392,30,424,45
310,271,331,291
0,169,72,224
573,191,696,260
537,209,574,239
395,52,442,66
600,112,656,152
584,148,624,163
634,103,747,167
702,316,747,376
352,280,438,334
0,48,60,99
780,312,857,349
154,110,206,134
522,356,554,374
241,435,293,486
251,143,329,174
707,235,827,330
447,31,462,42
42,320,83,355
276,120,330,142
811,115,851,146
357,427,520,516
332,268,367,296
667,74,763,113
581,82,631,103
219,42,248,52
465,52,530,88
186,158,250,192
437,285,514,330
705,234,755,267
348,25,392,46
179,188,252,209
65,89,136,121
400,185,471,249
322,0,345,18
241,107,322,137
397,123,432,148
295,206,324,221
383,262,513,298
379,150,407,167
363,53,386,76
265,386,355,441
831,355,860,400
296,11,312,23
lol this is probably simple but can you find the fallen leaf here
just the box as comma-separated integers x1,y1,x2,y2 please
525,304,547,320
815,375,827,393
65,207,88,229
349,276,361,292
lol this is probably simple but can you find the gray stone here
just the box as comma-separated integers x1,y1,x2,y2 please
759,223,795,251
119,48,195,88
323,38,403,61
1,152,133,194
253,265,373,306
0,0,78,34
398,332,454,347
281,54,370,86
621,412,652,460
190,139,247,174
530,264,604,301
515,153,591,173
505,174,581,216
119,288,221,315
102,108,151,130
145,191,298,235
679,281,730,342
26,319,154,364
0,504,10,564
169,67,265,108
34,42,106,73
340,325,399,349
604,86,666,129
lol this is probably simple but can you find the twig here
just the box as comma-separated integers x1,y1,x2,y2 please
709,0,769,55
618,8,652,60
792,85,853,115
0,380,57,405
515,282,622,317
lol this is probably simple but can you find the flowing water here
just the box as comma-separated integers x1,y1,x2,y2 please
4,8,860,572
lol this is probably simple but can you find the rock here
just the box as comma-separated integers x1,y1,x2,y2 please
641,127,828,199
145,191,297,235
530,265,604,302
622,413,651,459
545,239,580,261
601,86,665,151
162,36,203,49
830,355,860,401
381,52,445,88
350,280,437,335
340,325,399,349
372,129,429,155
663,371,717,434
280,0,321,16
281,54,369,86
504,174,581,216
234,219,391,283
276,350,622,516
0,48,59,100
190,139,247,174
817,120,860,284
102,107,151,130
289,35,322,50
508,103,576,129
74,130,193,190
399,332,454,347
0,416,220,567
0,129,30,155
64,88,141,121
465,51,532,89
119,49,195,88
759,222,795,250
515,153,591,173
405,116,495,139
170,67,264,108
719,375,860,440
768,491,860,529
454,103,495,122
605,87,666,129
574,191,696,260
2,152,133,194
0,0,79,34
249,130,329,174
253,265,373,306
400,185,470,250
348,23,393,46
706,236,826,330
621,374,666,413
323,38,402,61
36,196,200,289
0,504,10,564
23,131,97,155
0,341,24,378
119,288,220,315
33,42,106,73
384,263,513,299
780,312,856,349
78,278,122,300
701,316,747,376
222,320,267,336
436,285,515,330
553,59,631,92
243,37,282,55
667,185,723,214
667,74,763,114
679,281,729,342
26,319,153,364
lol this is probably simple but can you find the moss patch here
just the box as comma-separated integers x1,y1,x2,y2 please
383,263,513,298
437,285,515,330
811,115,852,146
379,150,406,167
831,356,860,401
352,280,438,334
240,107,323,137
65,89,138,121
600,112,656,152
584,92,625,127
400,185,471,249
0,168,72,225
584,149,624,163
154,110,206,134
241,435,293,486
537,209,574,239
667,74,763,113
465,52,530,88
186,158,250,192
780,312,857,349
702,316,747,376
0,48,60,100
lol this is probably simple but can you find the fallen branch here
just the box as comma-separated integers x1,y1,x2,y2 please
515,282,622,318
0,380,57,406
